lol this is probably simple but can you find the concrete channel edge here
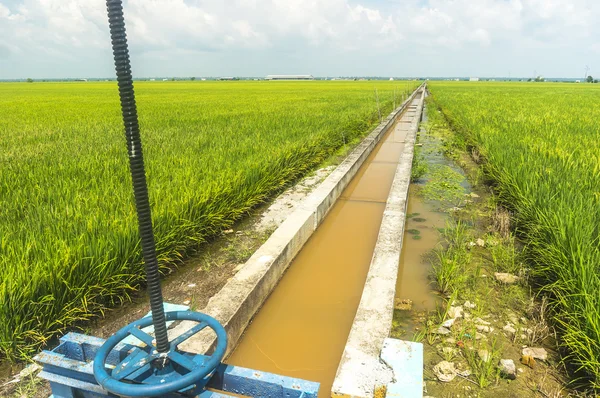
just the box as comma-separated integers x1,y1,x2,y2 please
172,84,426,358
331,88,426,398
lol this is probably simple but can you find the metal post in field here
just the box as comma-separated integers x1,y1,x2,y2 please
375,88,381,122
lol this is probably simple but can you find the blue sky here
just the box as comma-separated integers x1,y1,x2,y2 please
0,0,598,79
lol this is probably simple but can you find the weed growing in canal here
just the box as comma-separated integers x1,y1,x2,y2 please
431,222,472,295
463,337,502,388
411,145,428,181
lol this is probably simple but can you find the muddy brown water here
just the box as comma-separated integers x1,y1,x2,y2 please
395,188,445,312
227,96,423,397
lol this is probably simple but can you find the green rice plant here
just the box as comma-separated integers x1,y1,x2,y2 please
431,247,469,295
431,221,472,295
462,336,501,388
489,234,522,274
429,81,600,388
0,80,420,360
411,145,428,181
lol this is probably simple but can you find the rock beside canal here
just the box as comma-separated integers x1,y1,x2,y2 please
499,359,517,380
494,272,520,284
522,347,548,361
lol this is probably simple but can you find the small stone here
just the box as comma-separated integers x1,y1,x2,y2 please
183,300,191,305
474,317,490,326
499,359,517,380
522,347,548,361
187,283,196,288
394,298,413,311
444,338,456,345
464,301,476,309
442,318,456,328
224,229,234,234
433,326,451,335
494,272,520,284
475,332,486,340
478,349,491,362
503,324,517,335
468,241,476,247
469,192,480,198
448,306,464,319
476,238,485,247
433,361,457,382
476,325,494,333
463,312,471,320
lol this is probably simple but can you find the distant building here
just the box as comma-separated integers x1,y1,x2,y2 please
218,77,238,81
75,78,88,82
265,74,314,81
389,77,394,81
469,77,480,82
150,78,156,81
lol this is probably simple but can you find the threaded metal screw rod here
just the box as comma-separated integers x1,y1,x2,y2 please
106,0,169,353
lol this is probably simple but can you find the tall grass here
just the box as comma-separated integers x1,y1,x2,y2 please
429,82,600,388
0,80,419,359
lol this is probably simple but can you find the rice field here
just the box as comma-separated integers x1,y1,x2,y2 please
0,80,418,360
429,82,600,387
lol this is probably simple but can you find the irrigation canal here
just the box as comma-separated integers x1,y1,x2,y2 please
227,90,426,397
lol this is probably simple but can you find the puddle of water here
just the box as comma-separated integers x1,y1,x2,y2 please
227,97,422,397
395,188,445,312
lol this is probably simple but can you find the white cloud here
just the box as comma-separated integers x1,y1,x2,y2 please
0,0,599,78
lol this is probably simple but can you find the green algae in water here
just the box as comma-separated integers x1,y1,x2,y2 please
413,217,427,222
412,235,422,240
420,165,466,206
407,229,421,235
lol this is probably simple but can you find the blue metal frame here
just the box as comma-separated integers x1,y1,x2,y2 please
35,332,319,398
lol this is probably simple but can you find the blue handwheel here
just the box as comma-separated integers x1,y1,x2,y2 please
93,311,227,397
